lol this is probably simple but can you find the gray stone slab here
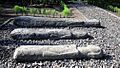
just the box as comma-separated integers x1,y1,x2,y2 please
10,28,89,40
13,16,100,27
84,19,101,27
13,45,103,61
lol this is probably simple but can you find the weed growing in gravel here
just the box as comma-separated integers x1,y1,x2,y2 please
61,1,71,17
107,5,120,14
62,4,71,17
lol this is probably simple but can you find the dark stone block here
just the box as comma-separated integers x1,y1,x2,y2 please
13,16,101,27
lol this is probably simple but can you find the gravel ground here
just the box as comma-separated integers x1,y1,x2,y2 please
0,2,120,68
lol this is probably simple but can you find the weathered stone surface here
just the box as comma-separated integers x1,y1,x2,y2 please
78,45,103,58
13,16,100,27
13,45,103,61
84,19,100,27
10,28,89,39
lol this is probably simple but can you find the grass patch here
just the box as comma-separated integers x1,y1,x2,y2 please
107,5,120,14
13,5,72,17
61,1,71,17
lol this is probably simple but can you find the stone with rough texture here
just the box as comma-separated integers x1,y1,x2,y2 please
84,19,100,27
10,28,89,40
13,16,100,27
13,45,103,61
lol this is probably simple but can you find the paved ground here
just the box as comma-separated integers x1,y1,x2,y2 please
0,3,120,68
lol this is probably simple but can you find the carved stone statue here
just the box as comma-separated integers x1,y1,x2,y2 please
13,16,100,27
10,28,90,39
13,45,103,61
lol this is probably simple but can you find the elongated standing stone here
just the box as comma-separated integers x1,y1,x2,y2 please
13,45,103,61
10,28,89,39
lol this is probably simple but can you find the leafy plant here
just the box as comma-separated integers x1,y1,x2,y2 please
50,9,56,15
107,5,114,11
62,5,71,17
107,5,120,15
13,5,28,15
114,7,118,12
60,0,65,6
29,8,37,16
43,9,46,14
118,9,120,14
60,1,71,17
22,7,28,14
13,4,70,17
13,5,22,14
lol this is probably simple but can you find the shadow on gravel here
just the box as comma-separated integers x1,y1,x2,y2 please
71,26,106,28
0,24,17,30
0,25,106,30
0,35,93,45
9,38,94,45
0,46,16,63
0,39,17,45
14,54,112,63
0,39,58,45
86,26,106,28
72,54,112,61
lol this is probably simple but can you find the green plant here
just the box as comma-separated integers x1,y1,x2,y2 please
60,0,71,17
62,4,71,17
45,9,50,15
22,7,28,14
50,9,56,15
43,9,46,14
107,5,114,11
29,8,37,16
118,8,120,14
114,7,118,12
13,5,28,15
13,4,71,17
107,5,120,15
60,0,65,6
13,5,22,13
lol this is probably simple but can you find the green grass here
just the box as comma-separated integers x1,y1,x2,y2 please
13,5,28,15
62,4,71,17
13,5,72,17
107,5,120,14
61,0,71,17
13,0,72,17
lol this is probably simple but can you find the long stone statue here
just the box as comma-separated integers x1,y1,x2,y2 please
10,28,90,39
13,45,103,61
13,16,100,27
0,16,101,28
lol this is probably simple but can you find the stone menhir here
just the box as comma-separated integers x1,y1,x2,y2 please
13,45,103,61
13,16,101,27
10,28,90,40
